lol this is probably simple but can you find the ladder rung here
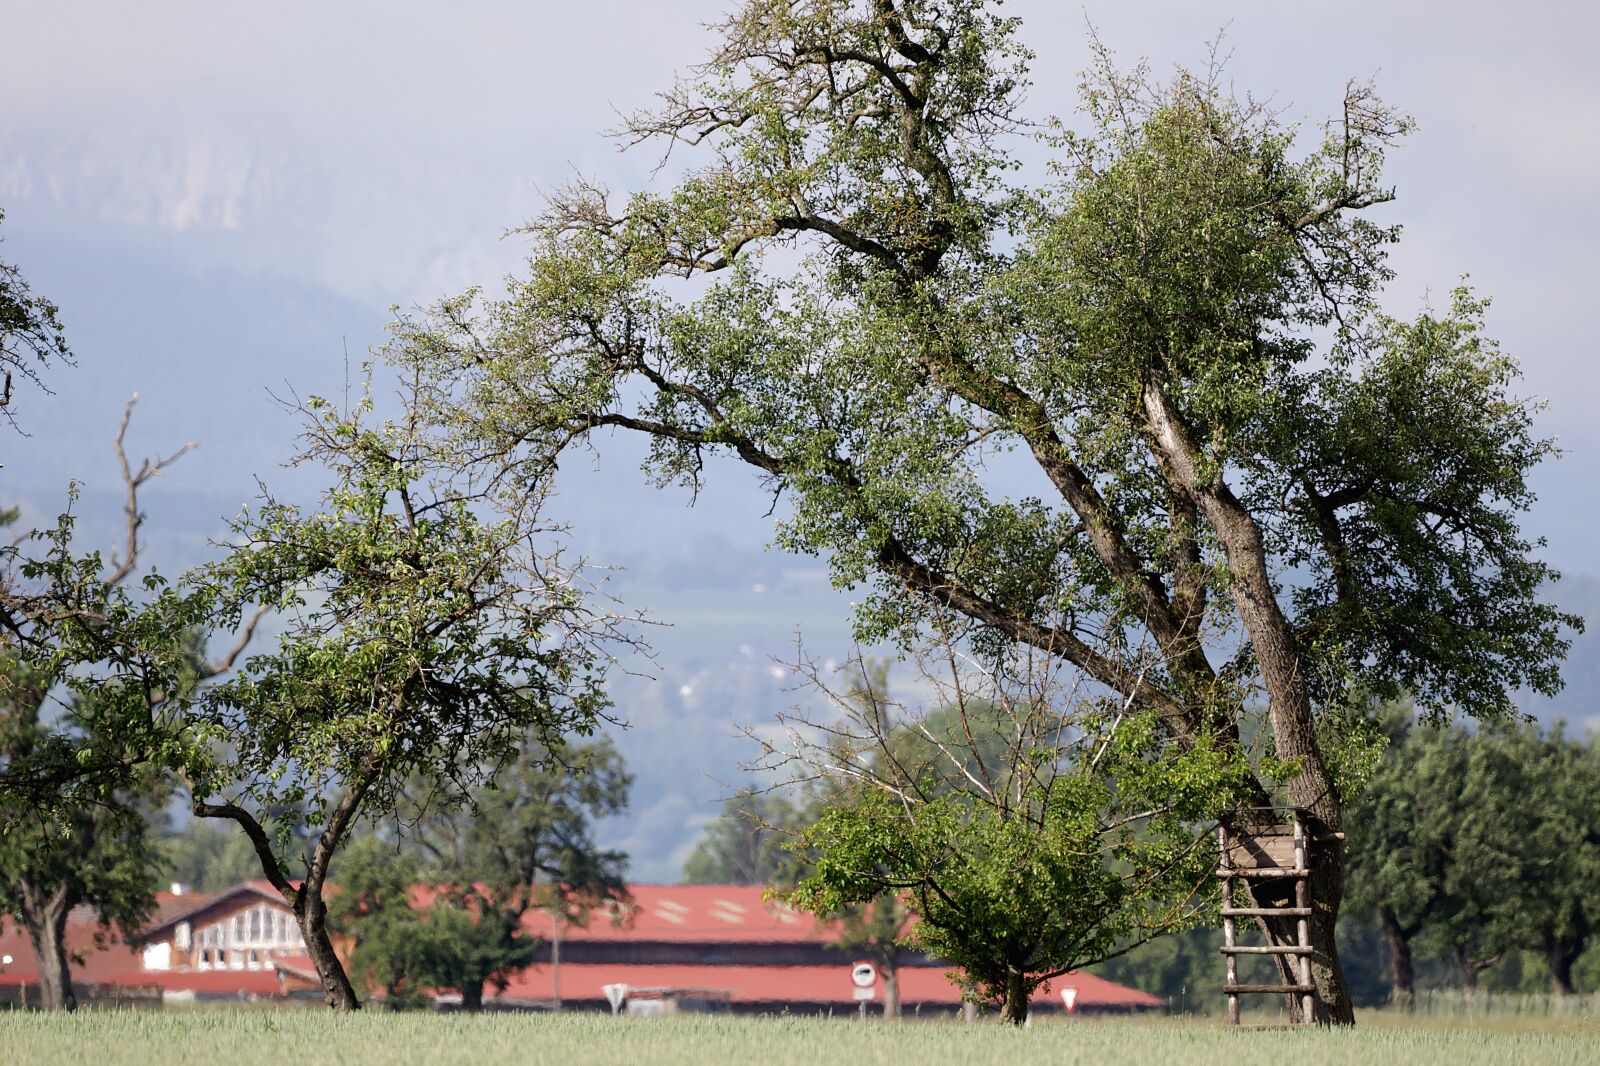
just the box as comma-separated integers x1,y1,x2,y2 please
1221,945,1313,955
1225,983,1315,995
1217,867,1307,878
1222,907,1312,917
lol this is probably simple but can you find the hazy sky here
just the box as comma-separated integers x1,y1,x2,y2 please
2,0,1595,567
3,0,1596,878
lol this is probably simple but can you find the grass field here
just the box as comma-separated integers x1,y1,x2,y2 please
2,1011,1597,1066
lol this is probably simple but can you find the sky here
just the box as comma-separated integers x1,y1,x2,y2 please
2,0,1596,875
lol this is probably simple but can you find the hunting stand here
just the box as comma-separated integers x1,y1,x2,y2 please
1217,806,1314,1025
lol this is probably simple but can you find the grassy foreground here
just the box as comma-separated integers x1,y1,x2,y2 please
1,1010,1597,1066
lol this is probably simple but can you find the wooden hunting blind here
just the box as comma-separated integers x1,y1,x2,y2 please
1217,807,1315,1025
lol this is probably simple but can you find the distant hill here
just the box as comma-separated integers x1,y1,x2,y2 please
1524,572,1600,732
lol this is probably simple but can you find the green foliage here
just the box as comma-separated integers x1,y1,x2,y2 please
0,207,74,428
327,836,431,1009
384,6,1576,864
775,645,1241,1024
0,470,197,1009
406,734,632,1006
0,654,165,939
335,734,632,1008
158,819,277,893
1345,710,1600,996
181,379,629,878
379,2,1578,1020
681,789,809,887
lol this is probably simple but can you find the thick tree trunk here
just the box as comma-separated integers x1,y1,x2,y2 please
22,905,76,1013
1143,382,1353,1025
297,896,360,1011
1001,968,1028,1026
1549,943,1577,997
1378,906,1417,1009
461,981,485,1013
881,962,900,1021
1454,946,1500,993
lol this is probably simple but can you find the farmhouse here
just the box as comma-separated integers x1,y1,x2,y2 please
1,882,1162,1015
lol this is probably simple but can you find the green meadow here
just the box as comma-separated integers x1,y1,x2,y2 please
1,1010,1596,1066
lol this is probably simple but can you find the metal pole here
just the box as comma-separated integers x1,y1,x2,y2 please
551,910,562,1011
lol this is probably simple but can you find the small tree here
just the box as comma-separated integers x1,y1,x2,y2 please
1345,712,1531,1004
0,400,246,1011
779,635,1243,1025
405,734,632,1011
681,789,808,887
182,377,637,1010
1514,726,1600,995
327,837,430,1009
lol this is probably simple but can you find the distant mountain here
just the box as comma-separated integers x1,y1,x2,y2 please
1524,572,1600,732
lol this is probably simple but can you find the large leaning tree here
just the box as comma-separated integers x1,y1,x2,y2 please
389,1,1578,1023
182,375,638,1011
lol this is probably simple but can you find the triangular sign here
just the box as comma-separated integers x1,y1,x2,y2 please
603,983,629,1013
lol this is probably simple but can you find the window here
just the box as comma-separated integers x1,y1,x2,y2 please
249,908,261,942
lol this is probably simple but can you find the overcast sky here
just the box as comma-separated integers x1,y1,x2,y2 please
3,0,1595,570
4,0,1596,878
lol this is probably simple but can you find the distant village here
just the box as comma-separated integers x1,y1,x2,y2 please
0,880,1157,1016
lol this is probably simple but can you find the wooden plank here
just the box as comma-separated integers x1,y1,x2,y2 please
1225,983,1316,995
1225,829,1299,870
1215,867,1307,879
1221,945,1314,955
1295,821,1314,1026
1219,823,1239,1028
1221,907,1312,917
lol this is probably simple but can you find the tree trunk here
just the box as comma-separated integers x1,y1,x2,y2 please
461,981,485,1013
881,962,900,1021
1001,968,1028,1026
297,896,360,1011
1549,943,1577,997
1143,381,1353,1025
1454,945,1500,993
22,904,76,1013
1377,907,1417,1010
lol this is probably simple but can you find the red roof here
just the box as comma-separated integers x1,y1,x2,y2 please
510,884,832,944
1,882,1163,1011
494,962,1162,1010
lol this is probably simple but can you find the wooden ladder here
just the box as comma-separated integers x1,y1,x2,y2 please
1218,808,1313,1025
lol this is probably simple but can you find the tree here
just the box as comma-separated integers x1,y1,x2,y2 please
159,819,278,892
681,789,808,886
0,208,73,430
1498,724,1600,996
780,639,1234,1025
0,401,249,1011
0,669,165,1012
1344,712,1535,1004
389,2,1577,1022
181,377,637,1010
403,734,632,1011
326,836,431,1009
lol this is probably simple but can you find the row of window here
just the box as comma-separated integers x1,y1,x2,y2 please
195,947,289,971
194,905,304,950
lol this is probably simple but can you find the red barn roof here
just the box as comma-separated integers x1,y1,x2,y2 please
496,961,1163,1011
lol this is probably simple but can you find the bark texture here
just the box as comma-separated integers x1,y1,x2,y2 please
1379,905,1417,1009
